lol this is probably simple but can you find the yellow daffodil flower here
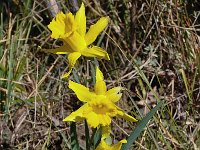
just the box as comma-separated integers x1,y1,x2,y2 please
43,3,110,78
63,67,137,128
95,139,127,150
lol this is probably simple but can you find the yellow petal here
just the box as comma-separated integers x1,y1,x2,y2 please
61,69,73,79
117,108,138,122
111,140,127,150
96,66,104,82
106,87,122,95
81,46,110,60
121,113,138,122
95,139,127,150
61,52,81,78
99,114,112,126
95,81,107,95
63,104,88,122
68,80,95,102
106,87,122,102
86,112,100,128
41,44,74,54
68,52,81,68
75,3,86,36
85,16,109,46
86,113,111,128
107,93,122,103
94,67,107,95
95,139,110,150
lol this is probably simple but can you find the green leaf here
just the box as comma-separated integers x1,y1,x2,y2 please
70,122,80,150
121,101,163,150
85,120,90,150
93,127,102,149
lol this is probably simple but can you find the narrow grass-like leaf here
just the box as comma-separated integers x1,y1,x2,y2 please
70,122,80,150
90,61,96,85
88,128,97,149
0,12,5,110
42,122,52,149
68,70,81,150
121,101,163,150
6,36,15,121
134,65,160,101
0,13,3,57
57,126,71,149
93,127,101,149
85,120,90,150
72,68,80,83
180,69,192,106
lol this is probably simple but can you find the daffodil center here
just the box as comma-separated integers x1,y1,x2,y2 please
48,12,78,39
89,96,116,115
63,13,77,37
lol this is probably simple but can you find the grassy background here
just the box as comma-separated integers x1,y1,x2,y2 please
0,0,200,149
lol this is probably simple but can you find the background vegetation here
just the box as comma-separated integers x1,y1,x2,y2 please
0,0,199,149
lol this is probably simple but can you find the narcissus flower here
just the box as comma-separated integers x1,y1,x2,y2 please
43,3,110,78
95,139,127,150
63,67,137,128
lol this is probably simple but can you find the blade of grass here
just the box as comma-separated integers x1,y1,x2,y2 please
0,12,4,108
121,101,163,150
6,36,15,121
134,64,160,101
42,122,52,149
179,69,192,107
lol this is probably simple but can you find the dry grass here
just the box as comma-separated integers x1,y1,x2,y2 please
0,0,200,149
